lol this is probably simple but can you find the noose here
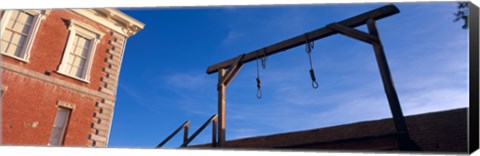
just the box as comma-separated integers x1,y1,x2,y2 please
305,33,319,89
255,50,263,99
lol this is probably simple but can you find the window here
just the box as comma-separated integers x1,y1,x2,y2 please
64,34,91,78
48,107,72,146
0,10,45,61
57,19,104,82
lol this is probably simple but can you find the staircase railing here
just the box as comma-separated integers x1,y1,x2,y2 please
156,121,190,148
156,114,218,148
181,114,218,147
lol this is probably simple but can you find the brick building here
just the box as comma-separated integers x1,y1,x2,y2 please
0,9,144,147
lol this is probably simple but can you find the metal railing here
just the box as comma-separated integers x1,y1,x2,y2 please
156,114,218,148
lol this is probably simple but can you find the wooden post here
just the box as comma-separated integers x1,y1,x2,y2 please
180,114,219,147
183,122,189,145
367,18,409,135
367,18,418,150
212,118,217,147
218,68,226,147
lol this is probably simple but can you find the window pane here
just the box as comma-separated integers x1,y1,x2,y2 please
12,22,30,34
10,33,26,46
7,44,21,56
76,36,86,47
64,64,73,76
72,57,86,67
79,58,86,67
73,46,84,56
53,109,69,127
49,107,71,146
5,33,26,57
6,18,15,29
16,11,33,26
75,67,84,77
70,66,84,78
9,10,19,20
1,40,8,52
82,38,90,48
1,30,14,53
72,35,79,46
81,47,89,57
1,30,14,43
12,44,23,57
69,66,79,76
20,24,31,35
49,127,62,146
67,54,75,64
72,56,81,66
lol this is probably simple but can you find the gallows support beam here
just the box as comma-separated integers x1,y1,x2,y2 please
207,4,419,150
206,4,399,74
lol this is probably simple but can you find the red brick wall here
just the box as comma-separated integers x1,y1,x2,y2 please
2,9,114,91
2,71,97,146
1,9,113,146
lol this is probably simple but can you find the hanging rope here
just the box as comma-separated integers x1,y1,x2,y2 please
305,33,319,89
256,50,262,99
261,48,268,69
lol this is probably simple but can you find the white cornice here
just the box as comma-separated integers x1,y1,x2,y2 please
71,9,144,38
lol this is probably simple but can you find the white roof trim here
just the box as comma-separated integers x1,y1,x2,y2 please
71,9,144,37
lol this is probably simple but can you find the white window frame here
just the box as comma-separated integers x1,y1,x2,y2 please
0,10,46,62
57,19,104,83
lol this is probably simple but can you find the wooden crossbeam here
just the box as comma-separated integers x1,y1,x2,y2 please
206,4,400,74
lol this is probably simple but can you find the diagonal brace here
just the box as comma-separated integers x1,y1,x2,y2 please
327,22,379,44
219,54,245,87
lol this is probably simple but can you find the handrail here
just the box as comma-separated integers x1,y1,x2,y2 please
156,121,190,148
180,114,218,147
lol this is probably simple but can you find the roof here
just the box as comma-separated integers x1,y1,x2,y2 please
72,8,145,37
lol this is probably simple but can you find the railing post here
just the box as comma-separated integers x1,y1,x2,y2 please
180,114,218,147
183,122,189,145
212,117,217,147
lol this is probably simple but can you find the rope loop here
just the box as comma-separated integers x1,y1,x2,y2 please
310,69,319,89
256,77,262,99
257,88,262,99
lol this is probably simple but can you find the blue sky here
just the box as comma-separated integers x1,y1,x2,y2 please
108,2,468,148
